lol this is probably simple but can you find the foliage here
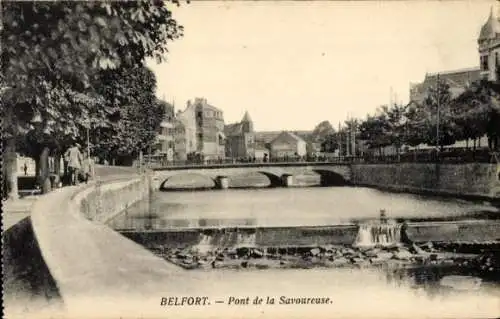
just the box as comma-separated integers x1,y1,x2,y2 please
453,80,500,144
1,0,183,151
309,121,338,153
93,67,166,159
358,108,391,150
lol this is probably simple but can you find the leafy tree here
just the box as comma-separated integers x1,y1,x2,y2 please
420,80,458,149
1,1,183,198
358,108,391,155
311,121,335,142
379,103,410,157
93,66,165,164
453,80,500,150
404,101,427,147
309,121,338,153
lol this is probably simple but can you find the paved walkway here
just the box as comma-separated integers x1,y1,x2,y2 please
2,165,139,233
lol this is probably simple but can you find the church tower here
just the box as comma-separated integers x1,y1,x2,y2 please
478,5,500,82
241,110,253,133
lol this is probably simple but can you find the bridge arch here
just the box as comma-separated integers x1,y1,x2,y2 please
313,169,350,186
159,173,216,190
255,171,283,188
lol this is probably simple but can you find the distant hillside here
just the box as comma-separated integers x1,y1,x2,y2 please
255,130,313,143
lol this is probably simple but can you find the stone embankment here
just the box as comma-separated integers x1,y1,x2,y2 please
351,163,500,200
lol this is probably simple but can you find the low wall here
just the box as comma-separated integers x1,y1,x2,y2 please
351,163,500,199
406,220,500,243
121,225,359,249
78,176,150,223
121,221,500,250
28,174,200,318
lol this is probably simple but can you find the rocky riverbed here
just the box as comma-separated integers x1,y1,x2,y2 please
146,241,499,280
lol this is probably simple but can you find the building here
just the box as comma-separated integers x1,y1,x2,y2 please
255,130,312,144
409,68,480,103
193,98,226,160
176,101,197,159
254,142,269,161
269,131,307,159
155,102,175,161
478,7,500,82
172,119,187,161
224,111,255,159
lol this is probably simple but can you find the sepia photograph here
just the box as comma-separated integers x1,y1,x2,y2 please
2,0,500,318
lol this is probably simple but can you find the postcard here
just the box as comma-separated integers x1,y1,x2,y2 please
2,1,499,318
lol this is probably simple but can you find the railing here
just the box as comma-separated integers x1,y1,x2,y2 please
141,149,498,169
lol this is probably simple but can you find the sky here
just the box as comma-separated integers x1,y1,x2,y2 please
148,0,494,131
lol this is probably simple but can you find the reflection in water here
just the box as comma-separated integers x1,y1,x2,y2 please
108,187,499,230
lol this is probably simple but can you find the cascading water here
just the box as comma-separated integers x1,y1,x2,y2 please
354,221,402,248
193,234,213,254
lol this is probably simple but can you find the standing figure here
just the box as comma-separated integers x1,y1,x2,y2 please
65,143,83,186
81,151,93,184
23,162,28,176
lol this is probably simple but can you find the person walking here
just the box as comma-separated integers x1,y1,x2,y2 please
80,151,94,184
65,142,83,186
23,162,28,176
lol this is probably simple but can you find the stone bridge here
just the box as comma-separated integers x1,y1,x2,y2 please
152,162,351,190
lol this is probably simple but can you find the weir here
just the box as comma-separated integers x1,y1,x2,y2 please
354,222,402,248
193,234,213,254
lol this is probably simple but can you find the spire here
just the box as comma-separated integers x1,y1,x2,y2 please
241,110,252,123
479,5,500,41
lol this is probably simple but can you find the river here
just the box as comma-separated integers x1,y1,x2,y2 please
107,186,499,230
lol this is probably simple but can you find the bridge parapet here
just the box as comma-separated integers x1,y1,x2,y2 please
153,163,352,190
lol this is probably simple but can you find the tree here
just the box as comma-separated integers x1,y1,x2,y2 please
93,66,165,164
1,1,183,197
453,80,500,150
358,108,391,155
310,121,338,153
385,103,408,155
404,101,427,147
311,121,335,142
420,79,458,149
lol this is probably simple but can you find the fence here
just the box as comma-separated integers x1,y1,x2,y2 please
141,149,499,168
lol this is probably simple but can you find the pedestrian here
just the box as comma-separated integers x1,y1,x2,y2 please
80,150,93,184
23,162,28,176
64,142,83,186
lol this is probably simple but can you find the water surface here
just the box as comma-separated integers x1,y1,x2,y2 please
108,187,499,230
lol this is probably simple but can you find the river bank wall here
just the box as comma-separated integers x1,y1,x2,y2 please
351,163,500,200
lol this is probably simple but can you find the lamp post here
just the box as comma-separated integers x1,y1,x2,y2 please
436,73,440,154
338,122,342,161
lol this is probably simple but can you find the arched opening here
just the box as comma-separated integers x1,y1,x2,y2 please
257,171,283,187
160,173,216,191
313,169,349,187
227,172,271,188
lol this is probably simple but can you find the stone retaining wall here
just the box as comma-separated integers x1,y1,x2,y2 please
77,176,150,223
351,163,499,199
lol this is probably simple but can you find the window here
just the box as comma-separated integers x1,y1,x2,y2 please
481,55,489,71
